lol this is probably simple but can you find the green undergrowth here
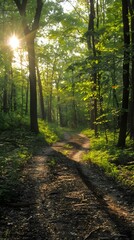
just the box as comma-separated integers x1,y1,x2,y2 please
45,123,78,140
38,120,59,144
82,129,134,190
0,118,59,202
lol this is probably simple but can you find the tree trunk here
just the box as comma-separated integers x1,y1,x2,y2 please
128,0,134,139
27,38,39,133
13,0,43,133
3,89,8,113
37,65,46,120
58,98,65,127
117,0,130,147
71,70,77,128
25,80,29,115
48,88,52,122
3,71,8,113
87,0,98,136
11,84,17,112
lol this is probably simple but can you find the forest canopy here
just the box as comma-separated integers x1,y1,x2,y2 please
0,0,134,148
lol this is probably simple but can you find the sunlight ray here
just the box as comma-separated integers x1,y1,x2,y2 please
8,35,20,50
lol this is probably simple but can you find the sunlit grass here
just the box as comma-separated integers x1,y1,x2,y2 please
38,120,59,144
82,129,134,189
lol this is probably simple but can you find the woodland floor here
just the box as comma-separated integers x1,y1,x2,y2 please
0,133,134,240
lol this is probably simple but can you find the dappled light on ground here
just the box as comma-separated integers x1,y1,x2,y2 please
0,133,133,239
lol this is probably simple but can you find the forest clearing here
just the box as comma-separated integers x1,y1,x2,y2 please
0,0,134,239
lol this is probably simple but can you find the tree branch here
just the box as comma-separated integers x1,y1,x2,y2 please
14,0,43,37
13,0,27,15
127,0,134,16
32,0,43,31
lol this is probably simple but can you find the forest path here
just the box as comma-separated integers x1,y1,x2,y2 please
0,133,133,239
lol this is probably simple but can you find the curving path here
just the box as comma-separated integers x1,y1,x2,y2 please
0,133,133,239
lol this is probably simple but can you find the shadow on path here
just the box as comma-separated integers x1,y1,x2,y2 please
0,135,133,240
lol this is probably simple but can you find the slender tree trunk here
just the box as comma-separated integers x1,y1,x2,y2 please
96,0,99,28
130,21,134,139
20,51,24,116
48,87,52,122
71,70,77,128
55,76,65,126
128,0,134,139
10,83,17,112
3,89,8,113
37,65,46,120
58,97,65,127
117,0,130,147
25,80,29,115
3,71,8,113
87,0,98,136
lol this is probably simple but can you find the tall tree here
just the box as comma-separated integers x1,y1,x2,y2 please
36,64,46,120
87,0,98,136
117,0,130,147
13,0,43,133
128,0,134,139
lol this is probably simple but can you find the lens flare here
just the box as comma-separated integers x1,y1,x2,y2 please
8,35,19,50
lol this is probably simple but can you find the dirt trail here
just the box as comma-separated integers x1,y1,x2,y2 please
0,133,133,240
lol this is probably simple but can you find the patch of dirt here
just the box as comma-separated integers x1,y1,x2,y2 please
0,133,133,240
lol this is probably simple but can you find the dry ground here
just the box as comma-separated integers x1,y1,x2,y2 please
0,133,133,240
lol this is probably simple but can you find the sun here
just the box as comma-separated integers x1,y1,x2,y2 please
8,35,20,50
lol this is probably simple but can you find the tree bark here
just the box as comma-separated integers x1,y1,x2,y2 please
26,37,39,132
87,0,98,136
117,0,130,147
13,0,43,133
3,89,8,113
25,79,29,115
130,1,134,139
71,70,77,128
36,65,46,120
128,0,134,139
3,68,8,113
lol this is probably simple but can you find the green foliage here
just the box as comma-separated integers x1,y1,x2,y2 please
47,157,57,168
0,117,55,202
82,129,134,189
0,118,75,202
0,129,31,202
0,0,133,194
0,113,28,132
38,120,59,144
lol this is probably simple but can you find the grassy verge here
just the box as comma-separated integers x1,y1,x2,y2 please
82,129,134,190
